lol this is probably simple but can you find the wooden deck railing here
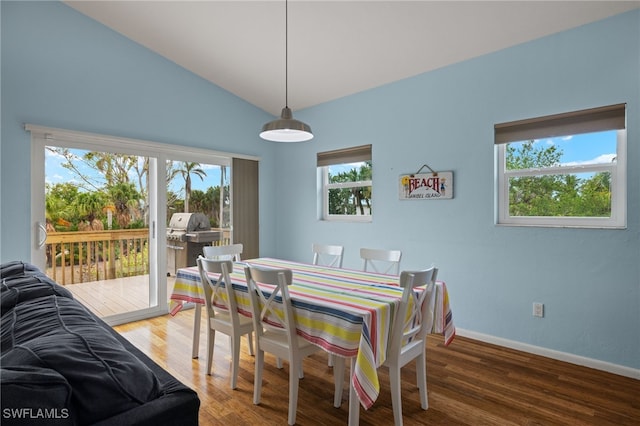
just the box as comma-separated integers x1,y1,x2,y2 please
46,229,149,285
45,228,232,285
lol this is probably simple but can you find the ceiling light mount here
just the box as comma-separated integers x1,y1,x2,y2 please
260,0,313,143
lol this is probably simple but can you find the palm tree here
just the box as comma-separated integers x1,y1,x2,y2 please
329,162,372,215
107,182,142,228
169,162,206,212
219,166,226,228
74,192,106,231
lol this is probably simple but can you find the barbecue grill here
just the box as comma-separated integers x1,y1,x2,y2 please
167,212,222,275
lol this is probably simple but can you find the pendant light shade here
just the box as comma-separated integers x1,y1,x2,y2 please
260,0,313,142
260,107,313,142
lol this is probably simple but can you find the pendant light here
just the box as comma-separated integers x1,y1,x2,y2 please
260,0,313,142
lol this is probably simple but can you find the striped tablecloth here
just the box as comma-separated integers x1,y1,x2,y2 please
169,257,455,409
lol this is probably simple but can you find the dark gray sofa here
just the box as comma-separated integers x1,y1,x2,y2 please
1,261,200,425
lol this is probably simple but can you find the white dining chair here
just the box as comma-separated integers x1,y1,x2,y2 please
312,243,344,268
312,243,345,367
203,243,243,261
360,247,402,275
383,266,438,426
244,265,324,425
197,257,254,389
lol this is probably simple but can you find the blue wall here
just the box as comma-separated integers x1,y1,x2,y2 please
2,2,638,372
1,1,278,260
274,10,640,371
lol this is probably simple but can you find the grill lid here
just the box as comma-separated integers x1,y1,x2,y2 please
168,213,210,232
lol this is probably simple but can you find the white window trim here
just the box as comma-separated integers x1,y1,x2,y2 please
317,144,372,223
496,129,627,229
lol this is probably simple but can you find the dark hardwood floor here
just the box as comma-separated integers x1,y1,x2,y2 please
114,309,640,425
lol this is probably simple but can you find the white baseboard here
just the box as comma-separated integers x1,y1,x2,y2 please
455,328,640,380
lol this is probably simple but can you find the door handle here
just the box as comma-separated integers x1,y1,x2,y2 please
37,222,47,248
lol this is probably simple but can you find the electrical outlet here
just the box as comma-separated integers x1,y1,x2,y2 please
533,302,544,318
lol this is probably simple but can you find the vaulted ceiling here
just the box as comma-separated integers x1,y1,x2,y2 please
65,1,640,116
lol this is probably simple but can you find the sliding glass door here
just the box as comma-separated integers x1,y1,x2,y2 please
29,125,233,325
30,133,161,324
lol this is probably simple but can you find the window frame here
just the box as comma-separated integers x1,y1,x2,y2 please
495,104,627,229
317,144,372,222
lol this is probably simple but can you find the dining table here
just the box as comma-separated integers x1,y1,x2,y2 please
169,257,455,425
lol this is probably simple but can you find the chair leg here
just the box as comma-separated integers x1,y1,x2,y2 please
389,365,403,426
417,352,428,410
348,358,360,426
230,334,240,389
206,327,215,375
288,359,300,425
247,332,255,356
333,356,346,408
254,350,264,405
276,357,283,369
328,353,334,367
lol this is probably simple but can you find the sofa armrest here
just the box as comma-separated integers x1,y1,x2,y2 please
97,315,200,425
90,389,199,426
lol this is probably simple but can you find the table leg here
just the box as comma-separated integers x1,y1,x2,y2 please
348,357,360,426
192,303,201,359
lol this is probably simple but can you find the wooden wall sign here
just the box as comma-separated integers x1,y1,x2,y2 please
399,171,453,200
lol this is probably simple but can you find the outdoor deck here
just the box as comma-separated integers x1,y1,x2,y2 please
65,275,176,317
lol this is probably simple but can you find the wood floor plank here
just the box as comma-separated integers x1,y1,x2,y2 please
114,310,640,425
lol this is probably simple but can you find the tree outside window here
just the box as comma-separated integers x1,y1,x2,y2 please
327,161,372,216
506,138,613,218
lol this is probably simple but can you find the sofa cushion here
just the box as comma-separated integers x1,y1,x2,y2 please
0,365,74,426
0,261,42,279
3,294,83,354
1,295,162,425
1,266,73,315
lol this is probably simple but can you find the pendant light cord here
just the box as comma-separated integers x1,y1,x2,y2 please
259,0,313,141
285,0,289,108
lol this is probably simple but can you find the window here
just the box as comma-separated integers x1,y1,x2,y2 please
317,144,372,222
495,104,626,228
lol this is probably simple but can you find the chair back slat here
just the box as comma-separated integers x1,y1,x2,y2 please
360,247,402,275
245,266,296,340
312,243,344,268
388,267,437,356
203,243,243,261
197,257,236,321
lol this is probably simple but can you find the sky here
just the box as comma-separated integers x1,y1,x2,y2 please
519,130,617,166
45,148,226,195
